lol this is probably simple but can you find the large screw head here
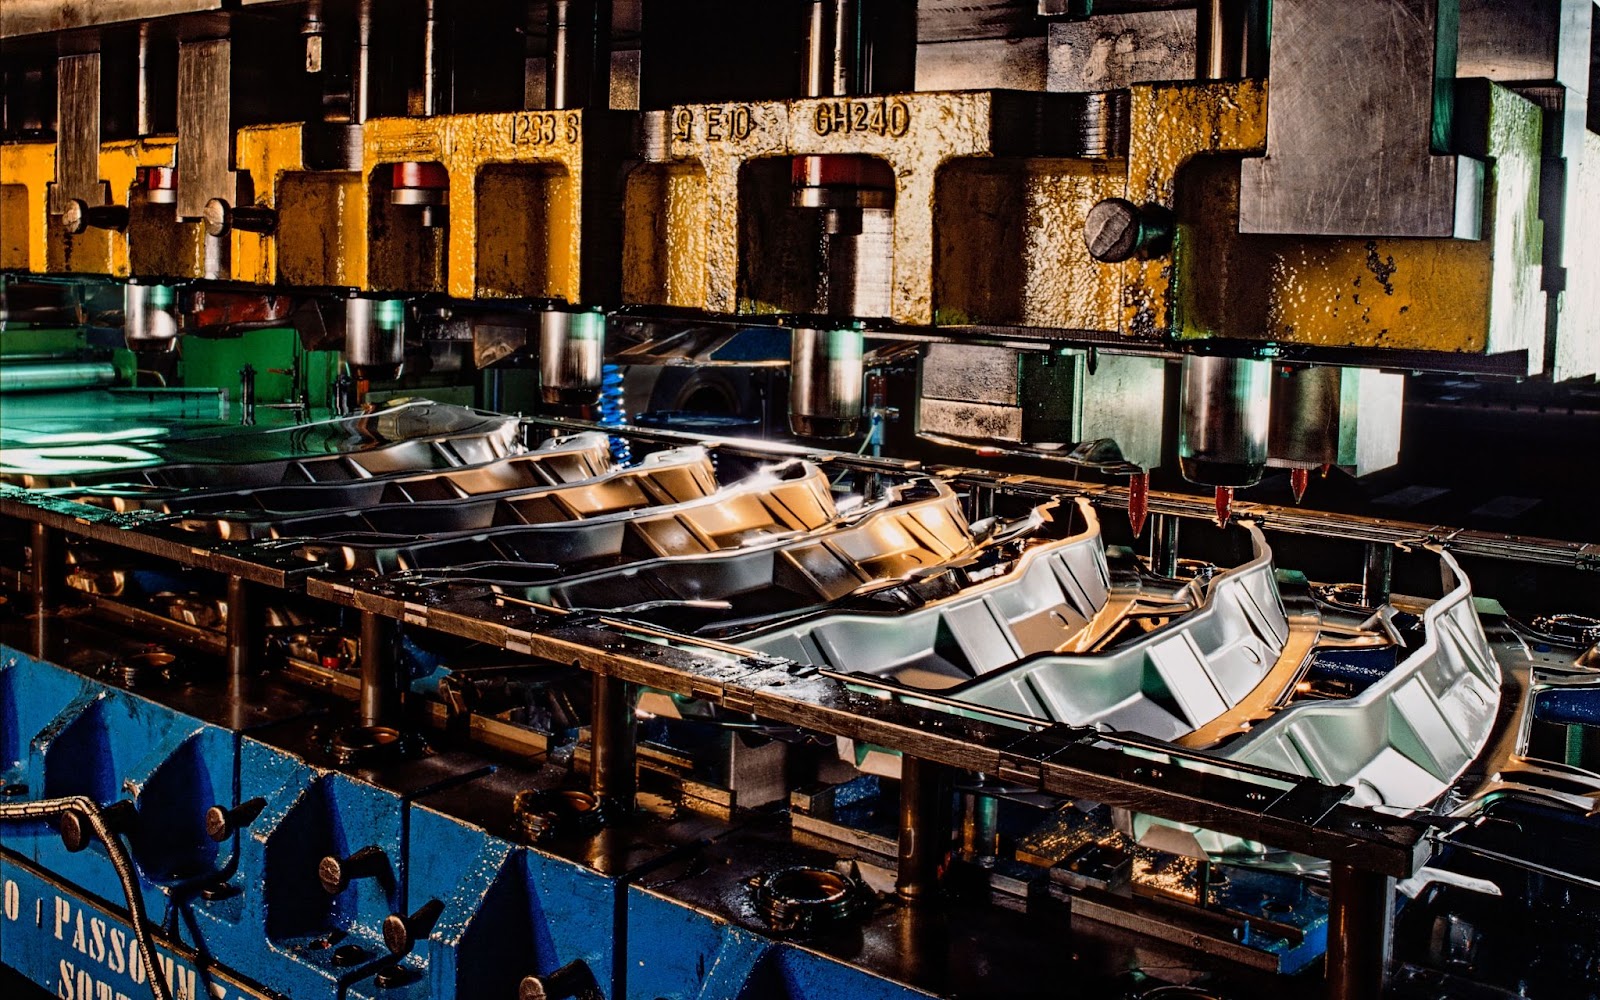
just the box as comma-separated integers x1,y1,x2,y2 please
61,199,89,235
1083,197,1144,263
202,198,231,238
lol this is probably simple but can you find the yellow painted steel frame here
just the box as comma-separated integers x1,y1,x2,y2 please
1120,80,1547,372
0,142,54,273
33,139,183,277
233,123,367,289
362,110,606,302
622,90,1124,328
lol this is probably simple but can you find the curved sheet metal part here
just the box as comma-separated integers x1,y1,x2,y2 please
290,457,838,574
1212,546,1501,811
1444,644,1600,821
916,523,1297,741
69,431,616,514
740,499,1112,689
403,479,975,631
2,401,522,489
178,444,718,540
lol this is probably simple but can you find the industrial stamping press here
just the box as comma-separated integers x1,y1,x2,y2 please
1,2,1599,999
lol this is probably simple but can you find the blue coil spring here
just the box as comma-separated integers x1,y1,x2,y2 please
599,364,631,464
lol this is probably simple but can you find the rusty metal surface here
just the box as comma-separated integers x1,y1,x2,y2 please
625,90,1118,326
362,109,633,301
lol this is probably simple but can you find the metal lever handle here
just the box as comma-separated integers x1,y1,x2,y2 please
61,799,136,852
204,796,267,842
318,844,388,894
518,959,603,1000
382,898,444,956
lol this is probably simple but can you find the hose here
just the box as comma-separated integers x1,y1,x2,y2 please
0,796,173,1000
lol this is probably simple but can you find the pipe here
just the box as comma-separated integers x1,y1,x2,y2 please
225,575,262,684
895,755,950,903
0,361,117,394
29,522,63,659
1268,364,1341,470
539,308,605,406
1196,0,1268,81
137,21,152,136
353,0,373,124
1327,863,1395,1000
589,673,636,810
422,0,446,116
1363,542,1394,608
344,297,406,381
547,1,610,111
1151,513,1181,578
358,610,400,728
123,282,179,354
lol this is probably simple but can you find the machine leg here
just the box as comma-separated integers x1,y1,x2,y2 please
29,523,64,658
959,788,998,860
896,755,950,903
1327,863,1395,1000
225,575,263,683
589,674,636,812
1363,542,1394,608
1152,514,1181,578
358,609,401,728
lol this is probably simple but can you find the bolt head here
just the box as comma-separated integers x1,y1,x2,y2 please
61,199,88,235
202,198,230,238
204,805,231,842
381,913,412,955
1084,197,1143,263
518,976,551,1000
317,855,348,894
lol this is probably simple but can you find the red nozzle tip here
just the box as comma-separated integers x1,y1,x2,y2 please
1214,486,1234,529
1290,468,1310,504
1128,471,1150,537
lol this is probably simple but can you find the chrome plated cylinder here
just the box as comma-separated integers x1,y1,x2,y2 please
1268,364,1341,470
539,308,605,406
1178,355,1271,487
547,0,608,110
123,282,179,353
344,297,406,380
0,362,117,393
789,326,864,439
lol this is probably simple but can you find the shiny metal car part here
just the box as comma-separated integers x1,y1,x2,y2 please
741,498,1111,689
1215,546,1501,811
69,431,615,514
402,478,974,632
293,457,837,575
3,400,523,489
176,444,719,540
1445,637,1600,820
874,523,1301,742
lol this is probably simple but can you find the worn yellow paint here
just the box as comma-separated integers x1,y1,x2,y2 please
362,111,589,301
1121,80,1546,366
1174,83,1544,364
1121,80,1268,339
623,91,1115,326
934,157,1124,329
233,123,367,289
0,142,53,272
43,138,183,277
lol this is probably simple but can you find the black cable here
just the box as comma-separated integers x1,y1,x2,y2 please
0,796,173,1000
